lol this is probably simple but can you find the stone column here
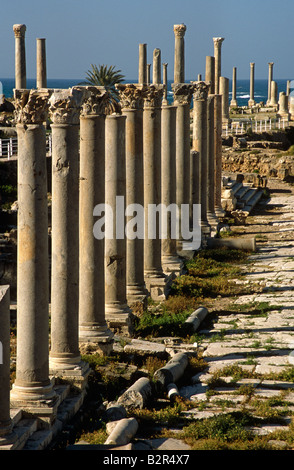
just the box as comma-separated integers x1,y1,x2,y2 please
213,37,225,95
162,63,168,105
278,92,289,119
153,48,161,84
0,286,17,446
161,104,183,274
190,149,200,229
79,86,114,355
13,24,26,89
248,63,255,107
146,64,151,85
192,82,211,238
105,113,132,334
36,38,47,89
172,83,194,250
230,67,238,108
267,62,274,105
138,44,147,84
10,89,56,416
116,84,147,307
205,56,215,94
173,24,186,84
143,85,169,300
49,87,89,379
214,94,225,218
219,76,230,123
206,94,218,229
270,81,278,107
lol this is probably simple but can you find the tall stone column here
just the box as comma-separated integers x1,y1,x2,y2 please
138,43,147,84
36,38,47,89
230,67,238,108
11,89,57,417
79,86,114,355
206,94,218,229
161,104,182,273
278,92,289,119
162,63,168,105
146,64,151,85
270,81,278,107
190,149,200,231
143,85,169,300
248,62,255,107
173,24,186,84
205,56,215,94
267,62,274,105
13,24,26,89
219,76,230,123
153,48,161,84
104,113,132,334
172,83,194,250
116,83,147,307
49,87,89,378
0,286,17,446
213,37,225,94
214,94,225,218
192,82,211,238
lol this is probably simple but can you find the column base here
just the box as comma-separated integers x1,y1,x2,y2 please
105,309,134,336
127,284,149,309
248,99,255,107
10,380,58,425
162,255,184,276
79,323,114,356
144,273,173,301
49,357,91,393
0,420,18,448
215,205,226,219
230,100,238,108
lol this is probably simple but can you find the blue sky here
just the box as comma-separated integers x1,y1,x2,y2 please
1,0,293,80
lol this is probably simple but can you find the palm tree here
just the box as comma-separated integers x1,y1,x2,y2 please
82,64,125,102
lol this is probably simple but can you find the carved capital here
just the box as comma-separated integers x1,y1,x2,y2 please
116,83,147,109
174,24,186,38
14,88,52,124
172,83,194,105
80,86,111,116
143,84,164,108
191,81,210,101
213,37,225,48
13,24,26,38
49,86,87,124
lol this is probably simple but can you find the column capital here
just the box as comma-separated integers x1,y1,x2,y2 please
213,37,225,47
143,84,164,108
14,88,52,124
116,83,147,109
250,62,255,67
174,24,186,38
49,86,87,124
191,81,210,101
172,83,194,105
80,86,111,116
13,24,26,38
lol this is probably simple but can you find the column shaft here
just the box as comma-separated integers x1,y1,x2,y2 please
138,44,147,84
207,94,218,228
13,24,26,89
214,94,225,217
36,38,47,89
153,48,161,84
267,63,274,105
219,76,230,123
213,37,225,95
173,24,186,84
230,67,238,108
205,56,215,94
248,63,255,107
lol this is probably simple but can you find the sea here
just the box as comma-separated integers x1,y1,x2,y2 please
0,77,290,108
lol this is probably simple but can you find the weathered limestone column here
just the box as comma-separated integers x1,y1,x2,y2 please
190,149,200,231
153,48,161,84
49,87,89,378
213,37,225,94
36,38,47,89
270,81,278,107
172,83,194,250
105,113,132,333
248,62,255,107
79,86,114,355
173,24,186,84
219,76,230,123
267,62,274,105
162,63,168,105
0,286,17,446
116,83,147,306
278,92,289,119
13,24,26,89
138,43,147,84
206,94,218,229
192,82,211,238
11,89,57,415
205,56,215,94
146,64,151,85
214,94,225,218
230,67,238,108
143,85,169,299
161,104,183,273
